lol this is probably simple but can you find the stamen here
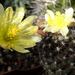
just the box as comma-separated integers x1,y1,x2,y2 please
7,25,20,39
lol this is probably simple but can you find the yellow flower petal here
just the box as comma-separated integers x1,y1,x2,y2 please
23,15,37,24
1,44,10,49
46,10,54,19
13,45,30,53
5,7,13,22
23,26,38,36
0,4,5,24
45,13,51,22
11,7,25,24
50,27,60,33
18,16,37,29
60,27,69,36
0,4,4,15
43,24,51,32
31,36,42,42
18,39,35,48
65,8,74,24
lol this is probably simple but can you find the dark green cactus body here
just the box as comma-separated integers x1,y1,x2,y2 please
37,27,75,75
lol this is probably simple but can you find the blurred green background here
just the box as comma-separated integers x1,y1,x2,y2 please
0,0,75,16
0,0,75,11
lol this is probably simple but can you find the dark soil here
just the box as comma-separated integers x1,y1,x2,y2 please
0,48,18,74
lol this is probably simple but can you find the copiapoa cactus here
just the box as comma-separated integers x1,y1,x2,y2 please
36,7,75,75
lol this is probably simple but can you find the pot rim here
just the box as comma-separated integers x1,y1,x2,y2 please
17,65,43,71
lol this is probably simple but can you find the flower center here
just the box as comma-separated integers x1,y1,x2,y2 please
7,25,20,39
48,11,68,27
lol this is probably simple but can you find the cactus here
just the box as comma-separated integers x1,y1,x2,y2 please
34,24,75,75
36,4,75,74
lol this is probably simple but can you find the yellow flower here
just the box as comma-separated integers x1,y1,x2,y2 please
43,8,74,36
0,4,41,53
